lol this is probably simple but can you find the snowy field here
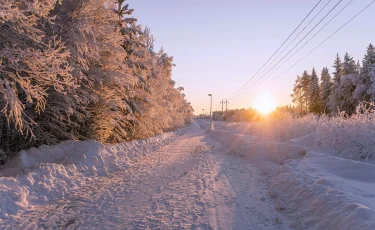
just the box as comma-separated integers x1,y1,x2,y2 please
0,120,374,229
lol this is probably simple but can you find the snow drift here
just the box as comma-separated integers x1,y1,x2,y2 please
271,152,375,230
207,125,375,229
0,128,184,217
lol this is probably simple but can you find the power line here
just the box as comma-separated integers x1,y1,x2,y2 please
223,0,323,100
257,0,334,79
247,0,355,95
229,0,344,100
254,0,375,94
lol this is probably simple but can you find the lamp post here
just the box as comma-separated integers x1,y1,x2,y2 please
208,94,213,129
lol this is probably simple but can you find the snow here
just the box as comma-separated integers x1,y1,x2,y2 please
1,121,374,229
0,123,290,229
272,151,375,229
213,121,375,229
0,129,183,218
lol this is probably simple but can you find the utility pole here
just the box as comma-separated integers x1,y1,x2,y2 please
201,109,204,127
225,100,229,112
208,94,213,129
220,100,224,112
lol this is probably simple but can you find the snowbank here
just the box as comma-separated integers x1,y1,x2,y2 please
271,152,375,230
207,127,375,229
0,128,184,217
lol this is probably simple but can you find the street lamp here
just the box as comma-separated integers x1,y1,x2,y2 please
208,94,213,129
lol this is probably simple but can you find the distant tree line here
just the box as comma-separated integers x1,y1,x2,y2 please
212,109,261,122
291,44,375,115
0,0,193,163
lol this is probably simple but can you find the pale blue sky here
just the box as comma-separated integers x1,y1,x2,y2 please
127,0,375,114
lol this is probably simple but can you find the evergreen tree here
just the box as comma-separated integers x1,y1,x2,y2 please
0,0,74,154
300,70,311,112
291,76,303,113
340,52,357,76
353,44,375,102
320,67,333,114
329,54,343,113
329,53,358,114
309,68,321,113
0,0,194,162
332,53,342,83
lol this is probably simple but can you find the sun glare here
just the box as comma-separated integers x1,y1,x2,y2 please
254,93,276,115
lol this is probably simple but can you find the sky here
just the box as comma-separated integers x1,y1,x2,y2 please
127,0,375,114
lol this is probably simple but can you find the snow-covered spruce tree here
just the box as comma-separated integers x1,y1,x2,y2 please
53,0,192,142
332,54,342,83
132,47,194,139
329,53,358,115
112,0,191,139
0,0,74,156
0,0,193,163
52,0,139,143
300,70,311,112
328,54,343,114
309,68,321,113
353,44,375,103
109,0,152,139
320,67,333,114
291,76,304,114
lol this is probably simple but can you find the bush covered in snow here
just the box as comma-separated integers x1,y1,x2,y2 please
216,103,375,161
255,113,318,141
316,102,375,161
214,113,318,142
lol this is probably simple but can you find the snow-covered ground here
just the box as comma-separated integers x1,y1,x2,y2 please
0,128,183,218
1,123,290,229
213,121,375,229
1,121,374,229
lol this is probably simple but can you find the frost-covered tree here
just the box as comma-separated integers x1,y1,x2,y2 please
54,0,138,143
132,47,193,138
0,0,193,163
309,68,321,113
291,76,303,113
340,53,357,76
332,53,342,84
329,53,358,114
291,71,311,113
0,0,74,154
353,44,375,103
320,67,332,114
328,54,343,113
300,70,311,112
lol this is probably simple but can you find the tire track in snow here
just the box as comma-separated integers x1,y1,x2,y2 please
204,128,293,230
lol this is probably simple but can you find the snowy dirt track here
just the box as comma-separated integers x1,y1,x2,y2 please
1,123,289,229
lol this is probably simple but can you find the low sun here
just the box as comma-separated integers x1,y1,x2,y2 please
254,93,276,115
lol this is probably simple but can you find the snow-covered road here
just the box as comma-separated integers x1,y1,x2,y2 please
2,123,289,229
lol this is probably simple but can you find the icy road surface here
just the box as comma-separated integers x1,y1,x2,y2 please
2,123,290,229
